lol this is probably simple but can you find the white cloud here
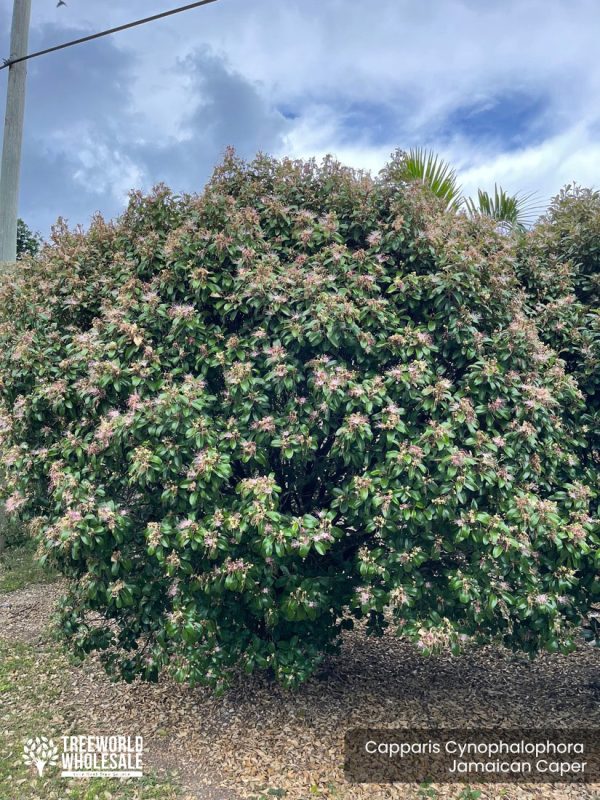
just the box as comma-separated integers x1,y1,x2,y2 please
458,121,600,202
71,138,146,203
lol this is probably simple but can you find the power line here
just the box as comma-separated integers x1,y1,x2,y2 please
1,0,220,70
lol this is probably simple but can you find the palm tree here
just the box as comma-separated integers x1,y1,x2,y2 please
396,148,541,231
464,185,539,233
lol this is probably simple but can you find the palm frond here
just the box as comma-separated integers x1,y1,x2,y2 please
465,184,542,232
400,148,462,211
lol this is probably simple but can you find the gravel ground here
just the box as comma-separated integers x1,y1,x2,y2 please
1,583,598,800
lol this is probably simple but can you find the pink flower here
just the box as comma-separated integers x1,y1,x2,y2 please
127,393,143,410
5,492,26,513
252,416,276,433
450,450,469,467
346,413,369,431
168,304,195,319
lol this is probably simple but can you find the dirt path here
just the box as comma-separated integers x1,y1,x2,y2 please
1,583,598,800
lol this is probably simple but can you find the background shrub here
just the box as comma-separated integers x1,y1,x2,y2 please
518,185,600,469
0,150,597,690
16,218,42,260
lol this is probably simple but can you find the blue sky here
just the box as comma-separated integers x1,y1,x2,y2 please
0,0,598,235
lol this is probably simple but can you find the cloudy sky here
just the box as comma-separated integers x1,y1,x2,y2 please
0,0,598,236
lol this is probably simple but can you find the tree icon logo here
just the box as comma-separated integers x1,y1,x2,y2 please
23,736,59,776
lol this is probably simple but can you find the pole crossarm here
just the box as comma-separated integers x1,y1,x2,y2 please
0,0,219,70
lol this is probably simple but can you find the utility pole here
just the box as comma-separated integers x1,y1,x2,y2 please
0,0,32,266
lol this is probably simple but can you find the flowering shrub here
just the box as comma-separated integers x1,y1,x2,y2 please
517,186,600,645
519,186,599,456
0,150,597,690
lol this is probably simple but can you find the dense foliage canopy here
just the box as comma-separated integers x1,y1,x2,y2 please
0,150,597,689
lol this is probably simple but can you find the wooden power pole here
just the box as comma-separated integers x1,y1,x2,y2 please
0,0,32,266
